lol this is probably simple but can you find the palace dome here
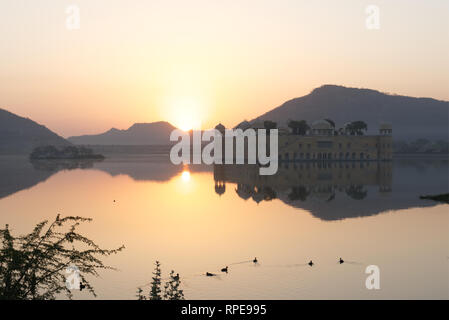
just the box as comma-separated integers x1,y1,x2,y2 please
311,119,333,130
215,123,226,133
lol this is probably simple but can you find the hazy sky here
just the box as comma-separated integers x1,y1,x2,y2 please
1,0,448,137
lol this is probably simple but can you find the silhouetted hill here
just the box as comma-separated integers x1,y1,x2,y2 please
0,108,71,155
251,85,449,140
68,121,177,145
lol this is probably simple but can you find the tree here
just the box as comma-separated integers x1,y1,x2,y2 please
138,262,185,300
345,185,368,200
136,287,146,300
149,260,162,300
409,138,430,152
346,121,368,135
288,120,310,135
263,120,277,132
0,215,124,300
297,120,310,135
287,120,298,134
288,186,310,201
163,270,185,300
324,119,335,128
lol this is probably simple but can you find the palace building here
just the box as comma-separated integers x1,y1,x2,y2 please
216,119,393,163
277,120,392,161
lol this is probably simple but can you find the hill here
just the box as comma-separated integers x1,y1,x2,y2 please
68,121,177,145
251,85,449,140
0,108,71,155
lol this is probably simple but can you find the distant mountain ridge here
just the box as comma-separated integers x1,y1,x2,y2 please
68,121,177,145
251,85,449,140
0,108,70,155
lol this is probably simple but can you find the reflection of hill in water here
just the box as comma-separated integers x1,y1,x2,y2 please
213,159,448,221
1,156,446,221
93,157,182,182
0,157,101,199
0,157,53,199
0,156,210,199
30,159,99,171
91,156,211,181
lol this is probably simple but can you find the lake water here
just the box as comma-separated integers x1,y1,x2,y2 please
0,155,448,299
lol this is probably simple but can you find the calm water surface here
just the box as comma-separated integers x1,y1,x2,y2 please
0,155,448,299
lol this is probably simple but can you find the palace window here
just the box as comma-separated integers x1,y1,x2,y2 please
317,141,333,148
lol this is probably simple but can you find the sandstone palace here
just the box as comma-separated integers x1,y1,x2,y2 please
226,119,393,161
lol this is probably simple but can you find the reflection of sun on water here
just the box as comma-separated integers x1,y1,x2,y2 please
181,170,191,182
177,169,195,194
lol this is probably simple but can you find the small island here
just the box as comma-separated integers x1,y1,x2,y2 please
29,145,105,160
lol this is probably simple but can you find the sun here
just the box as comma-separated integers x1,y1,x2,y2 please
179,122,194,132
166,97,204,131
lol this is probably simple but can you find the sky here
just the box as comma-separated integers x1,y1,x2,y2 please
0,0,448,137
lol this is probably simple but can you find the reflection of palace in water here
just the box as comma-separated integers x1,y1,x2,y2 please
213,161,404,220
214,161,392,200
1,155,445,221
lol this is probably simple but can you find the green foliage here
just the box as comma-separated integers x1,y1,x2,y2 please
163,270,185,300
149,260,162,300
288,186,310,201
345,185,368,200
394,139,449,154
346,121,368,135
137,261,185,300
0,215,124,300
324,119,335,128
263,120,277,131
288,120,310,135
136,287,146,300
29,146,104,160
420,193,449,203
